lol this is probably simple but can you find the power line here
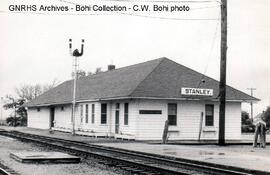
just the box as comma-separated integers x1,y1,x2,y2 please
0,10,113,16
120,0,217,3
58,0,221,20
0,0,222,20
59,0,221,11
197,18,220,88
118,12,220,20
59,0,220,4
0,10,220,20
202,19,220,73
58,0,77,5
190,5,220,11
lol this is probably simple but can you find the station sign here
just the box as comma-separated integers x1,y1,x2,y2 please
181,87,213,96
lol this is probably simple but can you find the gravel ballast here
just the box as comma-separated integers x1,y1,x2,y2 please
0,135,121,175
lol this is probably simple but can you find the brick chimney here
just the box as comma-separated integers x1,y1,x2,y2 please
108,65,116,71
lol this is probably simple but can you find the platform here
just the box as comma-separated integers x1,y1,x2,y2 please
10,152,80,163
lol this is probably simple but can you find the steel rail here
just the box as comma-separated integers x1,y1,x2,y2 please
1,131,268,175
0,162,19,175
0,131,195,175
0,167,10,175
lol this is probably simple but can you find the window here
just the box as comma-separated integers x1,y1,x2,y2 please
80,105,83,123
116,103,120,110
205,104,214,126
139,110,162,114
85,104,89,123
101,103,107,124
37,107,40,112
61,106,65,111
124,103,129,125
91,104,95,124
168,103,177,126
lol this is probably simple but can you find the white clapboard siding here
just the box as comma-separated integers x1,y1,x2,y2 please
27,107,50,129
136,100,167,140
51,102,111,134
176,101,204,140
117,102,137,136
27,99,242,140
78,102,99,131
54,105,72,129
225,102,241,139
135,100,242,140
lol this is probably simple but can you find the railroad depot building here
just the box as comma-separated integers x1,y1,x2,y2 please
25,58,258,140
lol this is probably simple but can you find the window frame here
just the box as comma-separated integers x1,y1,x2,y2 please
168,103,177,126
80,104,83,123
124,103,129,125
205,104,214,126
116,103,120,110
101,103,107,124
91,104,95,124
85,104,89,123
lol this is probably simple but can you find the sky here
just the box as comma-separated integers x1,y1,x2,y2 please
0,0,270,119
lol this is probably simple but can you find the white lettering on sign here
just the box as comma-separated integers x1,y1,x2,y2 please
181,87,213,96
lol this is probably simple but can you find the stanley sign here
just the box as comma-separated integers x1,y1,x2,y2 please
181,87,213,96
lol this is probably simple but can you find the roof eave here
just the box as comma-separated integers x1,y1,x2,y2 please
24,96,259,107
25,101,72,108
99,96,259,102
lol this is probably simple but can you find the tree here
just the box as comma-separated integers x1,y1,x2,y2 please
71,70,87,79
15,79,58,101
77,70,86,78
3,81,58,126
95,67,102,74
241,111,254,133
3,95,27,126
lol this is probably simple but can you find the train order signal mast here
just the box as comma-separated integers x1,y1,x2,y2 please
69,39,85,136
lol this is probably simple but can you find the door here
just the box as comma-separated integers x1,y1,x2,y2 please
50,107,55,128
115,110,119,134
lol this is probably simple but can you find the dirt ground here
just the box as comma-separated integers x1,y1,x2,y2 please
0,135,120,175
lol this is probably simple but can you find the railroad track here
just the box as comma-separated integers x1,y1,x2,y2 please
0,130,268,175
0,162,19,175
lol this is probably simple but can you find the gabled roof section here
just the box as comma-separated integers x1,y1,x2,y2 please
25,58,164,107
131,58,259,101
25,57,258,107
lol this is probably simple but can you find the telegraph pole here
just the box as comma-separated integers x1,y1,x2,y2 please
247,88,256,121
69,39,85,136
0,97,3,125
13,98,16,127
218,0,227,146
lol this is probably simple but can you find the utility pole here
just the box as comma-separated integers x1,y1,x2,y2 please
218,0,227,146
69,39,85,136
13,98,16,127
0,97,3,125
247,88,256,121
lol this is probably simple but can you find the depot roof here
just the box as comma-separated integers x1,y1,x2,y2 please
25,57,259,107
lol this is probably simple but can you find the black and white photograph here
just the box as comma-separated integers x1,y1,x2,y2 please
0,0,270,174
